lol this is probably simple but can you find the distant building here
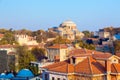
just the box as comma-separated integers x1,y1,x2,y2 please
0,44,16,54
15,34,38,46
99,29,111,38
48,20,84,40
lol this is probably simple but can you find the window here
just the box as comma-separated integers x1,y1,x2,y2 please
114,59,116,62
72,57,76,64
52,77,55,80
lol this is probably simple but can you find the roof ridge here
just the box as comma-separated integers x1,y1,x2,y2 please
88,57,93,74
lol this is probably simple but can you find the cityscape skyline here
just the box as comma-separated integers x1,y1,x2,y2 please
0,0,120,31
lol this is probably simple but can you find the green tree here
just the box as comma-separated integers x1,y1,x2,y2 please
32,30,47,43
52,36,71,44
113,40,120,53
46,31,57,38
78,40,95,50
29,66,38,75
82,30,91,38
0,30,18,45
0,28,8,34
31,47,46,61
16,46,36,70
15,29,32,36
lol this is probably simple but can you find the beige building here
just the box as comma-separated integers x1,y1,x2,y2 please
47,44,74,62
99,29,111,38
48,20,84,40
0,44,16,54
15,34,38,46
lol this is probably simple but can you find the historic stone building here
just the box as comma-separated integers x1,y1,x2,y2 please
48,20,84,40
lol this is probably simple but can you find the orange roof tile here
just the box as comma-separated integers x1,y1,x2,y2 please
43,61,67,69
43,54,120,75
111,63,120,73
49,63,74,73
68,48,104,58
47,44,68,49
75,57,105,75
43,60,74,73
93,53,112,60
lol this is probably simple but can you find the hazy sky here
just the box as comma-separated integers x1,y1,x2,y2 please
0,0,120,31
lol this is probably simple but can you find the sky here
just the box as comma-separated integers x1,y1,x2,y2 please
0,0,120,31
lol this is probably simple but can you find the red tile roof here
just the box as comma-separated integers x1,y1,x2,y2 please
43,52,120,75
47,44,68,49
75,57,105,75
68,48,104,58
93,53,112,60
49,63,74,73
43,60,74,73
111,63,120,73
43,61,67,69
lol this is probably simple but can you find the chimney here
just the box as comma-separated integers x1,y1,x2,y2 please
105,60,111,80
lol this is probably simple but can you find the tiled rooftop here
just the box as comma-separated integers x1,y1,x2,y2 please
47,44,68,49
75,57,105,75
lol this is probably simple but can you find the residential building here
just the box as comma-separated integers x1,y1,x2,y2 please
42,49,120,80
47,44,74,62
99,29,111,38
0,44,16,54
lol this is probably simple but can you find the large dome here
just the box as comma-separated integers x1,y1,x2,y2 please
60,20,76,27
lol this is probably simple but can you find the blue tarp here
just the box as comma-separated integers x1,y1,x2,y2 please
6,73,14,78
17,69,34,77
114,34,120,40
0,73,14,79
0,73,6,78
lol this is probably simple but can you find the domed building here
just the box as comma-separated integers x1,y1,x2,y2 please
49,20,84,40
59,20,77,29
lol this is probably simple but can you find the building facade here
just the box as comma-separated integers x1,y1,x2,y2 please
42,49,120,80
48,20,84,40
15,34,38,46
47,44,71,62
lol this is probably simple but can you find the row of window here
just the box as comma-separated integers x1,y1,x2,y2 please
52,77,66,80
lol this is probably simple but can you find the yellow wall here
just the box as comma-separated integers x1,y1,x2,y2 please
68,74,75,80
